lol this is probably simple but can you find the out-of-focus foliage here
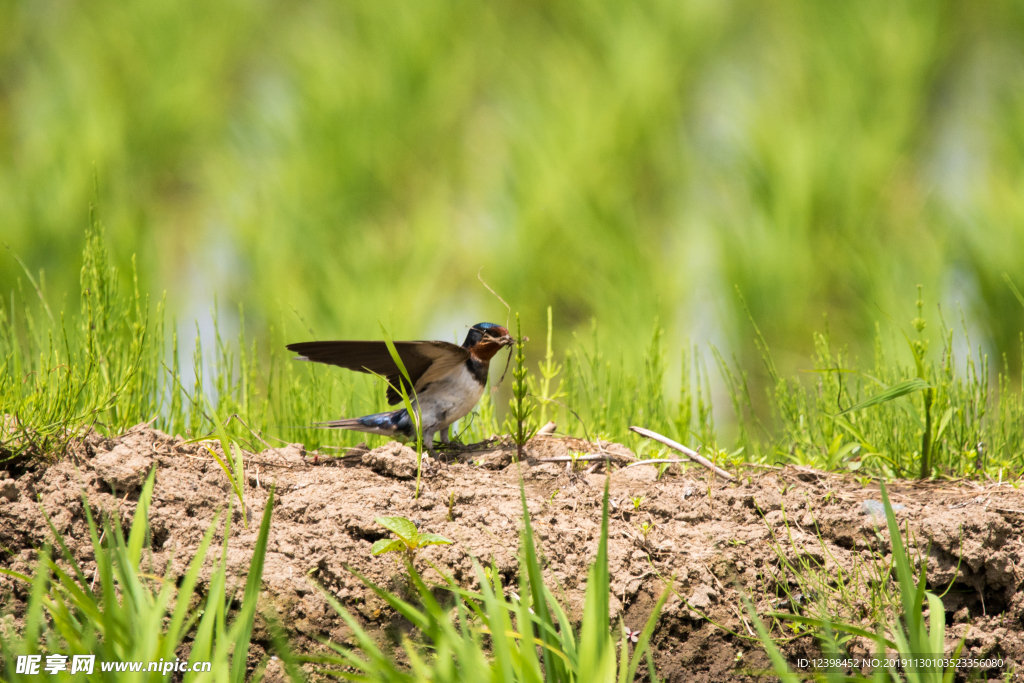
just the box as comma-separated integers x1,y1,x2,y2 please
2,224,1022,477
2,0,1024,370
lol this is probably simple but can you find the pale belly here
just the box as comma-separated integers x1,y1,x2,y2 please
414,365,485,432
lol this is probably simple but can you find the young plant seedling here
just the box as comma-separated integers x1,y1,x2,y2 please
526,306,566,426
569,450,587,471
371,516,452,566
503,313,537,462
638,521,656,542
207,406,248,528
629,495,646,511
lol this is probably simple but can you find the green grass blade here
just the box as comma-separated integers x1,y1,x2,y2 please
838,378,930,415
517,477,563,681
265,610,309,683
109,513,150,624
880,483,916,631
349,569,430,632
764,614,897,650
1004,272,1024,311
312,584,405,678
229,486,275,683
542,582,579,670
209,402,247,527
624,583,671,683
165,509,221,657
40,556,104,627
187,505,231,677
0,567,32,584
474,560,516,683
24,549,51,656
926,592,946,665
39,506,91,592
577,479,613,683
127,466,156,566
744,598,802,683
83,498,122,655
645,649,659,683
515,574,546,683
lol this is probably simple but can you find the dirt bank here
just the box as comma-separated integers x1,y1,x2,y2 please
0,425,1021,681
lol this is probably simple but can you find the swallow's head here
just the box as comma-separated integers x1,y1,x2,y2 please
463,322,513,360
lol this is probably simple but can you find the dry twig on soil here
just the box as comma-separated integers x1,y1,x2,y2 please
629,426,736,482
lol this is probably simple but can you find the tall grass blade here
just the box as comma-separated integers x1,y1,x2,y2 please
518,477,564,681
839,378,930,415
623,584,671,683
127,466,156,566
187,504,232,675
577,479,614,682
229,486,275,683
164,509,222,660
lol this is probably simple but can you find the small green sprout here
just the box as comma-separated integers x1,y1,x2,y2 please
637,521,655,542
629,495,645,511
569,451,586,471
526,306,566,426
503,314,537,462
371,516,452,565
549,489,560,503
207,405,248,527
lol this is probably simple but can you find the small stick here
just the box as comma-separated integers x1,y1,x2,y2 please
629,426,736,482
621,458,689,469
536,453,629,463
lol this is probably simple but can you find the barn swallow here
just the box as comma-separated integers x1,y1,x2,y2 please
287,323,513,450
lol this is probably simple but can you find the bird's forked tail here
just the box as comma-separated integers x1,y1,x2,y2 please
317,409,412,437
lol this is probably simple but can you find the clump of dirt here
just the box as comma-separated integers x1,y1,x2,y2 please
0,425,1022,681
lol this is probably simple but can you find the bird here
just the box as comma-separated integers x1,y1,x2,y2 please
286,323,514,450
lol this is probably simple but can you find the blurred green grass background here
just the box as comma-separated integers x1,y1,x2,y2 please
2,0,1024,379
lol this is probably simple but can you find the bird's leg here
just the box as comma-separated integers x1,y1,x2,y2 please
423,430,436,455
440,426,451,445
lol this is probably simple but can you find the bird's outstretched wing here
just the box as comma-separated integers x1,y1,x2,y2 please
286,340,469,405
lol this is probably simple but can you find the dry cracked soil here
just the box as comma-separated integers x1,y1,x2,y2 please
1,425,1023,681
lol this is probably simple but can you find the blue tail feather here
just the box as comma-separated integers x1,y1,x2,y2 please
318,409,413,437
